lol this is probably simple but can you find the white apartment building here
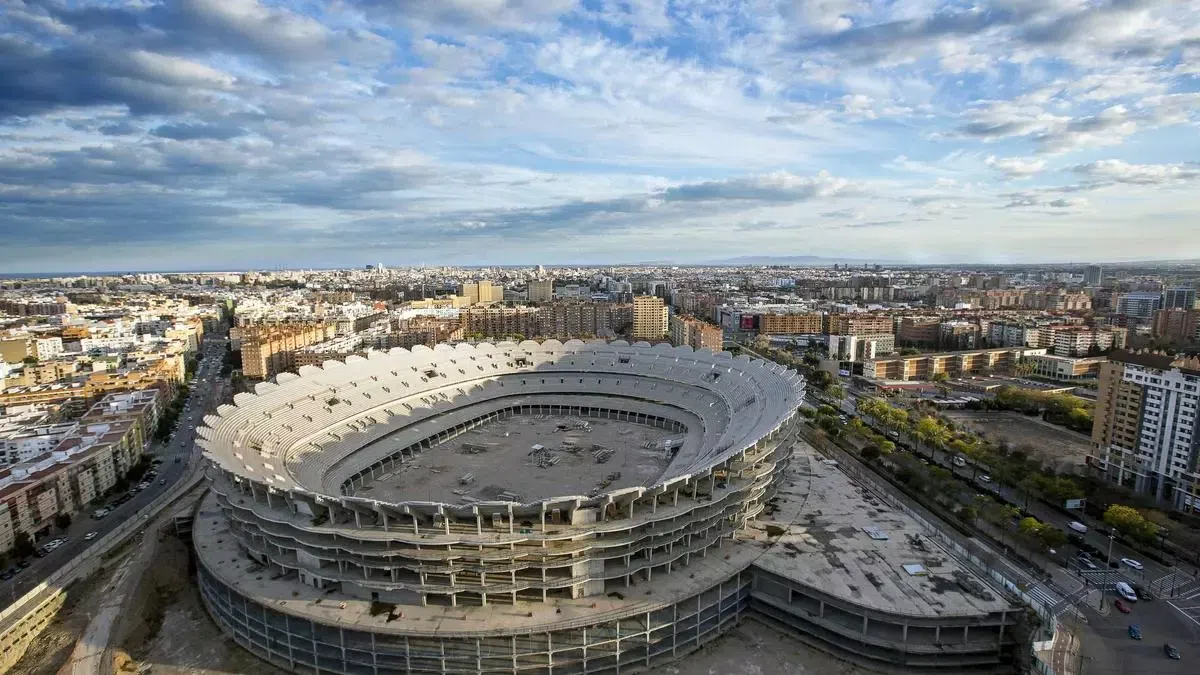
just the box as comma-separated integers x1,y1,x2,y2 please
988,321,1040,348
34,338,64,361
1093,352,1200,512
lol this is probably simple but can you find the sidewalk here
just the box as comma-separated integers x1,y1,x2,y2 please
1040,616,1085,675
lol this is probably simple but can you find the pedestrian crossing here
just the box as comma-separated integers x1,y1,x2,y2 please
1023,583,1063,610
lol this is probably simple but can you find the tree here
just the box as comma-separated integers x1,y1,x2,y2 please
13,532,34,559
957,505,978,524
826,384,846,401
1018,517,1042,537
54,513,71,530
1038,526,1067,551
931,372,949,383
877,439,896,456
22,355,38,365
1103,504,1159,543
860,445,881,462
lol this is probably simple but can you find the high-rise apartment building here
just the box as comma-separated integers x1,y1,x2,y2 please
1164,287,1198,310
1084,265,1104,286
758,313,823,335
459,281,504,306
1152,309,1199,343
669,315,723,351
1116,291,1163,321
631,296,668,341
239,323,337,379
1090,351,1200,511
826,314,893,336
527,279,553,303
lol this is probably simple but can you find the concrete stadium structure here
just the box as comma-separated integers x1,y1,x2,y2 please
193,340,1025,674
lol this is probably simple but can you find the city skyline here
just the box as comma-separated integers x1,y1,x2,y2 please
2,0,1199,272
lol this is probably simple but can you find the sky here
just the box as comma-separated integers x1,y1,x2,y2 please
0,0,1198,272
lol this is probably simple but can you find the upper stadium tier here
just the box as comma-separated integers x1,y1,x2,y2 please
196,340,804,512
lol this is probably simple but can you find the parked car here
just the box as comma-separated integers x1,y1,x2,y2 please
0,571,13,581
1115,599,1131,614
1164,643,1180,660
84,532,98,541
1128,624,1142,640
978,475,992,483
1122,558,1144,571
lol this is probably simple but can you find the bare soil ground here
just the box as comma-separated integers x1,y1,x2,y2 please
113,535,286,675
666,621,871,675
943,411,1091,473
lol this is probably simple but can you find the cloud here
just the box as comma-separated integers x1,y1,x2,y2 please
1,0,1198,270
659,171,856,203
151,121,247,141
1073,160,1200,184
986,155,1046,179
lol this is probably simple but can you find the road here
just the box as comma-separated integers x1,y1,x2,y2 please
0,336,229,609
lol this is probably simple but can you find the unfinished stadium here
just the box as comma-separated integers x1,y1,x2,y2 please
193,340,1026,674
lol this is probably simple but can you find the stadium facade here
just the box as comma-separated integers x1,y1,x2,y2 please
194,340,1023,674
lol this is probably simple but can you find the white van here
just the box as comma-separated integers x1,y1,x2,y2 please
1068,521,1088,534
1115,581,1137,602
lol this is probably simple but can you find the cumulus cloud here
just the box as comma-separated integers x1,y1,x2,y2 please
1073,160,1200,184
0,0,1197,269
986,155,1046,179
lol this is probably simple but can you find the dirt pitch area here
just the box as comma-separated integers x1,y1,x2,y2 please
943,410,1092,473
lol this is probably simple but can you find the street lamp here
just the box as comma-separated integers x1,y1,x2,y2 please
1098,528,1117,609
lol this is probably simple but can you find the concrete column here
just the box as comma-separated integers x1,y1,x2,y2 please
963,625,969,644
508,505,514,534
934,625,940,643
819,601,824,618
673,488,679,506
862,615,868,634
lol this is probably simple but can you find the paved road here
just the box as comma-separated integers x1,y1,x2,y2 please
0,336,229,609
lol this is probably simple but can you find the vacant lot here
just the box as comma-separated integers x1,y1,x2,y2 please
944,410,1091,473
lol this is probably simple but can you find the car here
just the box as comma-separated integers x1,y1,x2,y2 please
1116,581,1138,601
1128,624,1142,640
1133,585,1154,601
978,475,992,483
1068,521,1088,533
1121,558,1144,571
1115,599,1131,613
953,456,967,467
1077,556,1098,570
1164,643,1180,660
84,531,98,540
160,479,167,485
0,571,13,581
17,560,30,569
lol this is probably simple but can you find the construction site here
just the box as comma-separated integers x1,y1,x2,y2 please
352,414,680,505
